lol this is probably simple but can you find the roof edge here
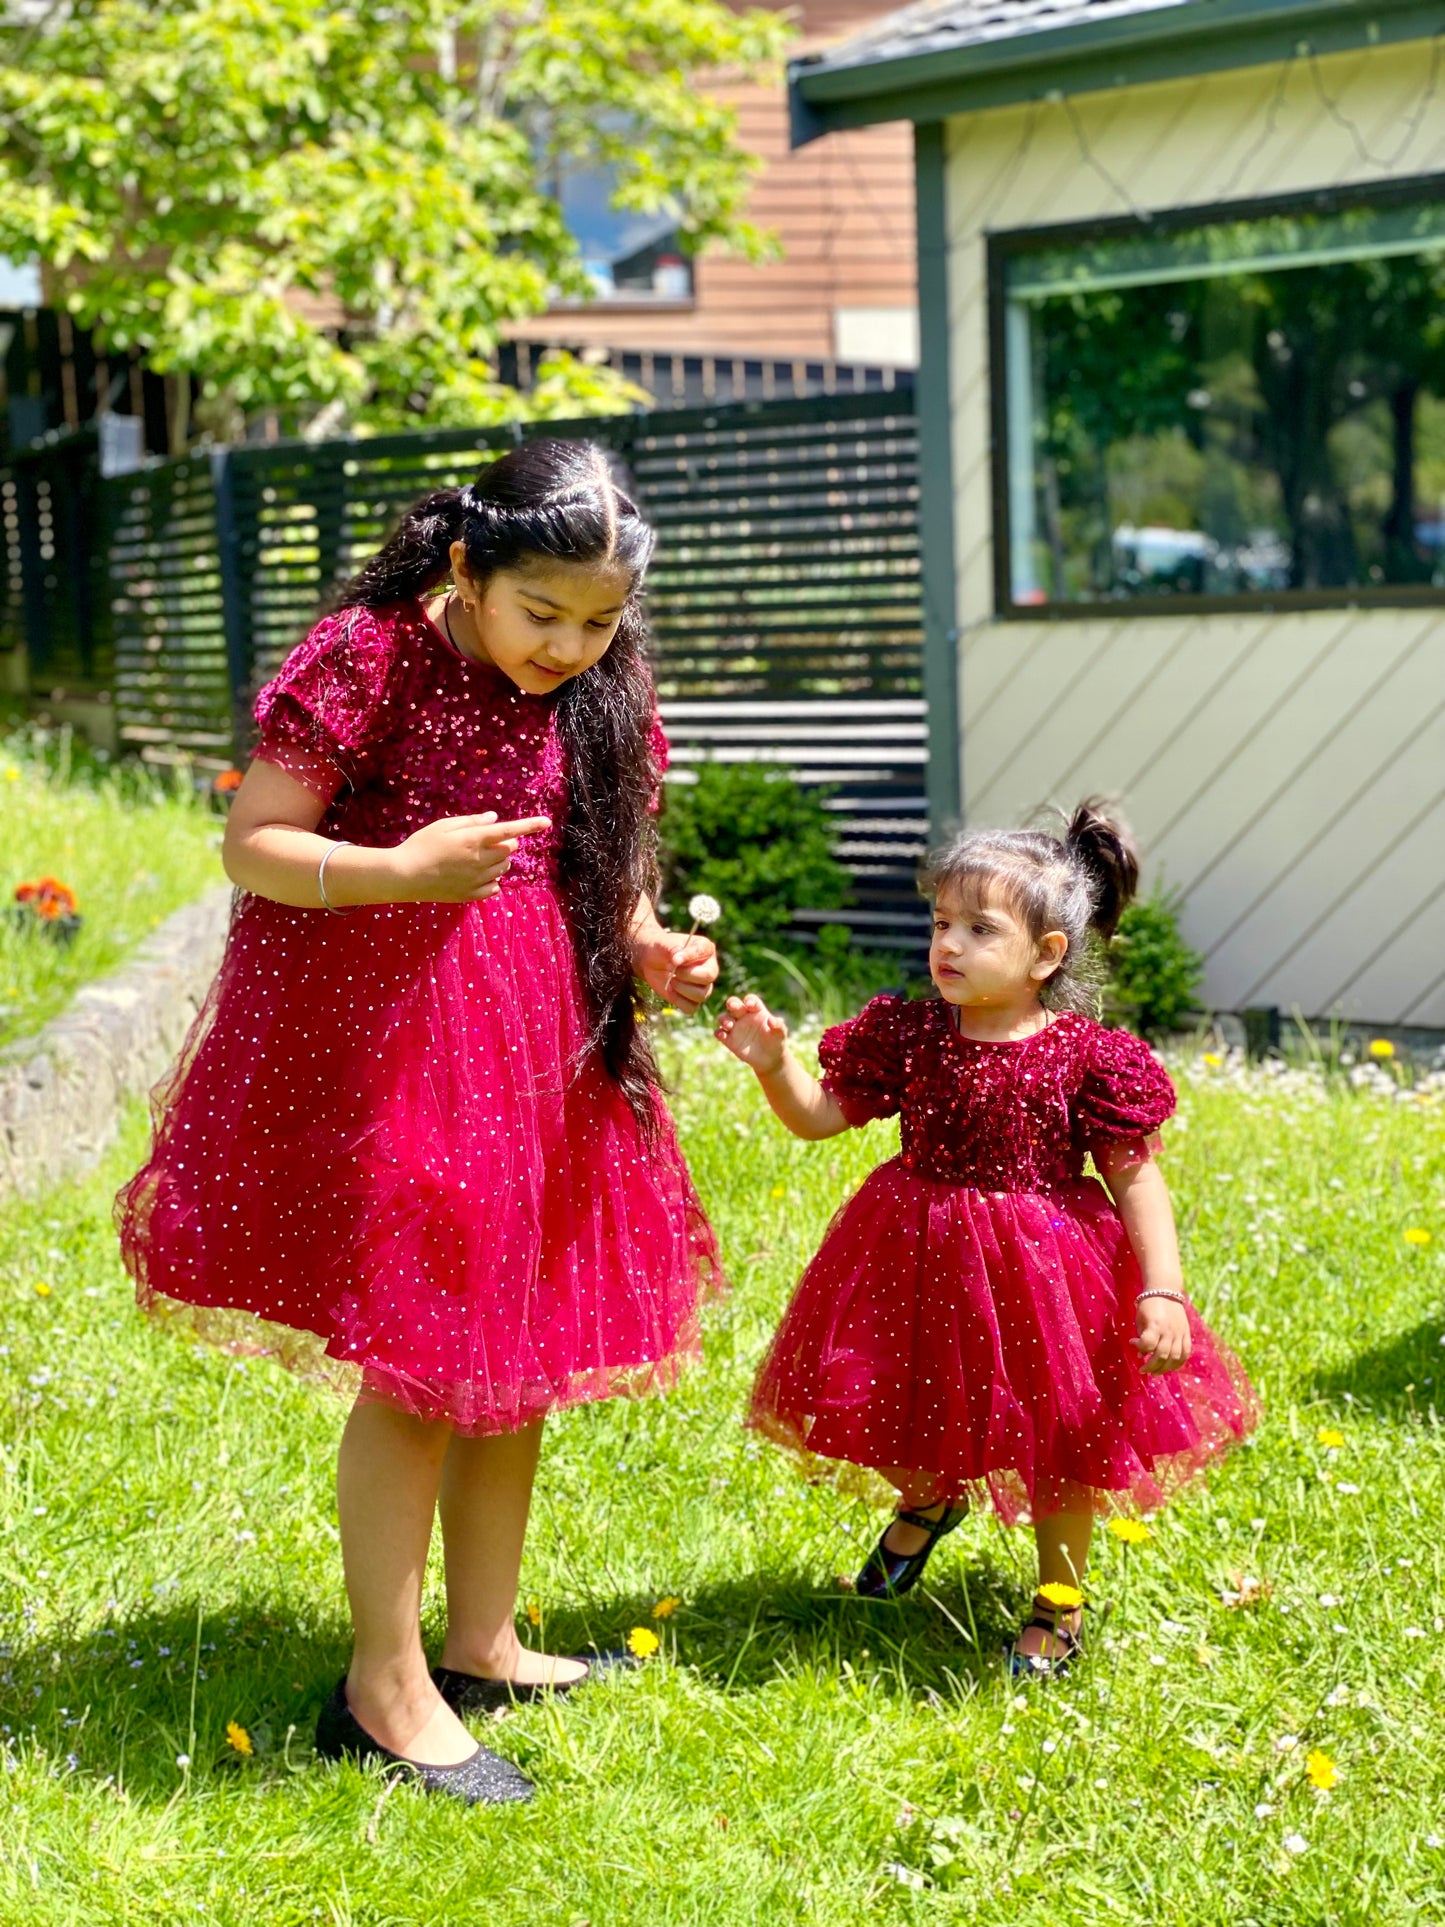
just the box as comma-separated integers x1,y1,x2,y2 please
790,0,1442,138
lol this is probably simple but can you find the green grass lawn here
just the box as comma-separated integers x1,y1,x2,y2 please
1,1037,1443,1925
0,730,223,1047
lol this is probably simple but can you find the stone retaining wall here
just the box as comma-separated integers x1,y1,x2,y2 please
0,887,233,1200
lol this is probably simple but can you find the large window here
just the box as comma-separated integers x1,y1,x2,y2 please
991,181,1445,613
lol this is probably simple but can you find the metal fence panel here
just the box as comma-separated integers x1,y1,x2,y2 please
8,389,929,947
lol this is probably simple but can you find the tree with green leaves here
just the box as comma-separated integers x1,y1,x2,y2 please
0,0,789,443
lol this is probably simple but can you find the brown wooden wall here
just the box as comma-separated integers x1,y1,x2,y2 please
507,0,917,363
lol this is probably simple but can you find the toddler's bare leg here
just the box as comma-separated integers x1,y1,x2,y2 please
1015,1508,1092,1660
337,1398,477,1764
437,1419,588,1687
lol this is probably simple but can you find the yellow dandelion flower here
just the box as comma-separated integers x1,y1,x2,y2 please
1306,1749,1337,1790
1108,1518,1151,1544
1368,1039,1395,1059
1202,1052,1224,1069
770,1185,786,1199
1404,1228,1432,1247
525,1600,542,1626
651,1596,680,1619
34,1281,52,1298
1036,1582,1083,1610
224,1721,253,1757
1316,1428,1345,1448
626,1626,660,1659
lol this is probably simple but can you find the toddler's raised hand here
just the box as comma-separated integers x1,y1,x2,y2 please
715,994,788,1075
390,812,552,903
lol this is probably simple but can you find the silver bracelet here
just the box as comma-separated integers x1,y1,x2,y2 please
1135,1288,1190,1308
317,840,355,914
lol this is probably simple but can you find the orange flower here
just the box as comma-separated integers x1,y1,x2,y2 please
212,768,244,795
15,876,78,918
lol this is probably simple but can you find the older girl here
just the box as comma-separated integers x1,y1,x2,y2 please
118,441,721,1800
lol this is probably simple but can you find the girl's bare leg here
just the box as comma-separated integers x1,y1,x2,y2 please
437,1418,587,1686
337,1398,477,1765
1015,1508,1093,1659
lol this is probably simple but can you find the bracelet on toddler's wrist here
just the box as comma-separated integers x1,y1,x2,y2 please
1135,1287,1190,1308
317,840,356,914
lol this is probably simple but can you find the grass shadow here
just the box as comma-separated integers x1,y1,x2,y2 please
5,1592,350,1802
530,1554,1028,1704
1310,1313,1445,1417
6,1550,1034,1805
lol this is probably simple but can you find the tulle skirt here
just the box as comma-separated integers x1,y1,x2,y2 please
116,883,721,1432
748,1159,1255,1524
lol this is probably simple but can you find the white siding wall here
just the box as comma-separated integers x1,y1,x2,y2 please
943,40,1445,1026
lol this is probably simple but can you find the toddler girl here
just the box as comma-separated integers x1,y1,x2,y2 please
117,440,721,1798
716,804,1254,1674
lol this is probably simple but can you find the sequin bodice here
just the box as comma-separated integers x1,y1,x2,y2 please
818,998,1175,1192
252,602,664,886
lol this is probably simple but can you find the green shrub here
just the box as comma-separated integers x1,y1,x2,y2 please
658,761,850,948
1106,886,1205,1039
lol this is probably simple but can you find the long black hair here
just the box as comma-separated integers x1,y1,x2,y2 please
334,438,662,1119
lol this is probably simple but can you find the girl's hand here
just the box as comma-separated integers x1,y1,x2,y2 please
389,813,551,903
715,994,789,1075
1132,1295,1193,1374
635,931,719,1013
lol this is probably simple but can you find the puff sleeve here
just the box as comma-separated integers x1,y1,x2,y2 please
818,993,911,1128
252,606,403,800
1072,1026,1176,1154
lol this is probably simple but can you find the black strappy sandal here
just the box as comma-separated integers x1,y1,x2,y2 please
853,1502,970,1600
1006,1594,1085,1680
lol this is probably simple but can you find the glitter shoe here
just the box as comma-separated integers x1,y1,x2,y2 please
853,1503,970,1599
433,1647,638,1716
314,1679,534,1805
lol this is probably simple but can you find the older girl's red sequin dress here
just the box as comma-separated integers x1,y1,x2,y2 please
749,996,1255,1522
116,602,721,1432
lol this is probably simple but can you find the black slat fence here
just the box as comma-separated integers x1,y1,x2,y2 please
5,388,930,947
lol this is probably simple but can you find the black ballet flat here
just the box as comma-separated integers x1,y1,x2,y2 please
432,1646,639,1717
853,1503,970,1600
314,1679,534,1806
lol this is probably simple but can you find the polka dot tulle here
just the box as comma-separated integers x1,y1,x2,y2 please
749,998,1257,1523
115,602,719,1433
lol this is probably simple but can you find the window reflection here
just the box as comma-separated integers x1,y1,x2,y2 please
998,195,1445,607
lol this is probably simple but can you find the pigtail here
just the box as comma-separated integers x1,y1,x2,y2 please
335,489,467,609
1063,798,1139,941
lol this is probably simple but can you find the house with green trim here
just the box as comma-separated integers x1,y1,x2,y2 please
792,0,1445,1031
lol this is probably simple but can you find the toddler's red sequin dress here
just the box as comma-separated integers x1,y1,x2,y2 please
749,996,1255,1522
116,602,721,1432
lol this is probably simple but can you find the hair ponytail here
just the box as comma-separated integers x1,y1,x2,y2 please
1063,799,1139,941
332,441,664,1124
921,795,1141,1016
336,489,467,608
